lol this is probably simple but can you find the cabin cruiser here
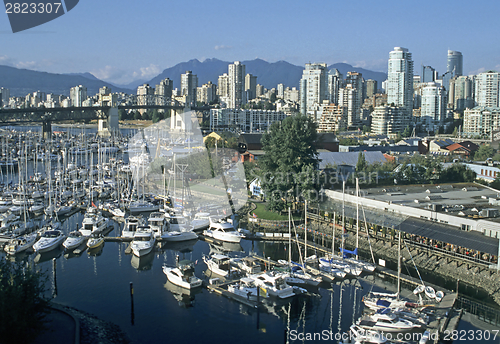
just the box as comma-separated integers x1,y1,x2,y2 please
148,212,168,238
203,254,235,277
130,228,156,257
230,256,262,275
319,257,363,277
122,215,144,238
63,231,86,250
249,271,295,299
162,212,198,242
4,232,38,255
203,216,244,243
128,200,159,213
191,212,211,231
163,259,202,289
357,308,423,333
348,324,389,344
33,229,66,253
362,292,411,311
79,207,109,237
227,277,260,301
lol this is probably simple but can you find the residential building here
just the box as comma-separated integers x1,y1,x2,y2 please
197,81,217,104
366,79,378,98
137,83,155,114
181,71,198,106
0,87,10,107
228,61,246,108
338,85,358,127
256,84,265,97
328,68,343,104
316,101,348,132
300,62,328,115
283,87,299,103
464,106,500,137
209,108,287,132
70,85,87,107
245,73,257,101
474,71,500,107
448,76,473,111
371,105,405,135
277,83,284,99
447,50,463,77
421,65,437,83
218,73,229,100
99,86,111,95
387,47,414,127
155,78,173,102
420,82,447,130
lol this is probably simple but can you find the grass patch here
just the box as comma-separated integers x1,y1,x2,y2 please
250,201,302,221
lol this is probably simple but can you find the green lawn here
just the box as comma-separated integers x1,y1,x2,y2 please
250,201,303,221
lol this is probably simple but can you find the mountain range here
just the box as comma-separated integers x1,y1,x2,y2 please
0,59,387,97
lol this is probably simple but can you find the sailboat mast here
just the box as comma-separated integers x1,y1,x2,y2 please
356,178,359,260
397,230,401,297
288,207,291,268
304,199,307,261
342,180,345,259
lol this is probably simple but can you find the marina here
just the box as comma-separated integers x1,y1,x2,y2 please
0,126,498,344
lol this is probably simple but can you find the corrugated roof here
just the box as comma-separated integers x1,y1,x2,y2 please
400,217,499,255
318,151,386,169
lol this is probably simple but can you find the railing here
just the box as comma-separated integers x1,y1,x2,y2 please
456,296,500,327
404,240,493,268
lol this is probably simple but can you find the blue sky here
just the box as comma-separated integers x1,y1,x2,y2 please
1,0,499,85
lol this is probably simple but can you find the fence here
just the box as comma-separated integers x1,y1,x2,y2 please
455,296,500,327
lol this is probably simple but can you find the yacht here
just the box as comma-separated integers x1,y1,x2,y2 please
63,231,86,250
349,324,389,344
203,216,243,243
249,271,295,299
33,229,66,253
148,212,168,238
122,215,144,238
128,200,159,213
163,259,203,289
230,256,262,275
191,212,211,231
362,292,410,311
227,277,260,301
203,254,234,277
4,232,38,255
79,207,109,237
130,228,156,257
357,308,423,333
162,212,198,242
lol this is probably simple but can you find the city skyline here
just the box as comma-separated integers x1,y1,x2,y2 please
1,0,499,86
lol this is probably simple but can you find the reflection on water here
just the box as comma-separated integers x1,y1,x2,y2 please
130,250,154,270
163,280,202,308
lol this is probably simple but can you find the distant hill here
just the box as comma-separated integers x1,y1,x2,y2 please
0,65,133,97
144,58,386,90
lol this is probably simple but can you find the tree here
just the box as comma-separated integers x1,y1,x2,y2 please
474,144,495,161
356,151,367,172
259,114,319,211
0,259,50,343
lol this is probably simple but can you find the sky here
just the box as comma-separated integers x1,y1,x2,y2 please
1,0,500,86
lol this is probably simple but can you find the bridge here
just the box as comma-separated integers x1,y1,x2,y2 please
0,94,214,138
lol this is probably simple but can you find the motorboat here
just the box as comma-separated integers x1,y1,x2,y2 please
122,215,144,238
87,233,105,249
362,292,410,311
191,212,211,231
162,212,198,242
79,207,109,237
319,257,363,277
203,216,243,243
128,201,159,213
163,259,203,289
227,277,261,301
357,308,423,333
230,256,262,275
349,324,388,344
249,271,295,299
130,228,156,257
63,231,86,250
148,212,168,238
33,229,66,253
203,254,235,277
4,232,38,255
